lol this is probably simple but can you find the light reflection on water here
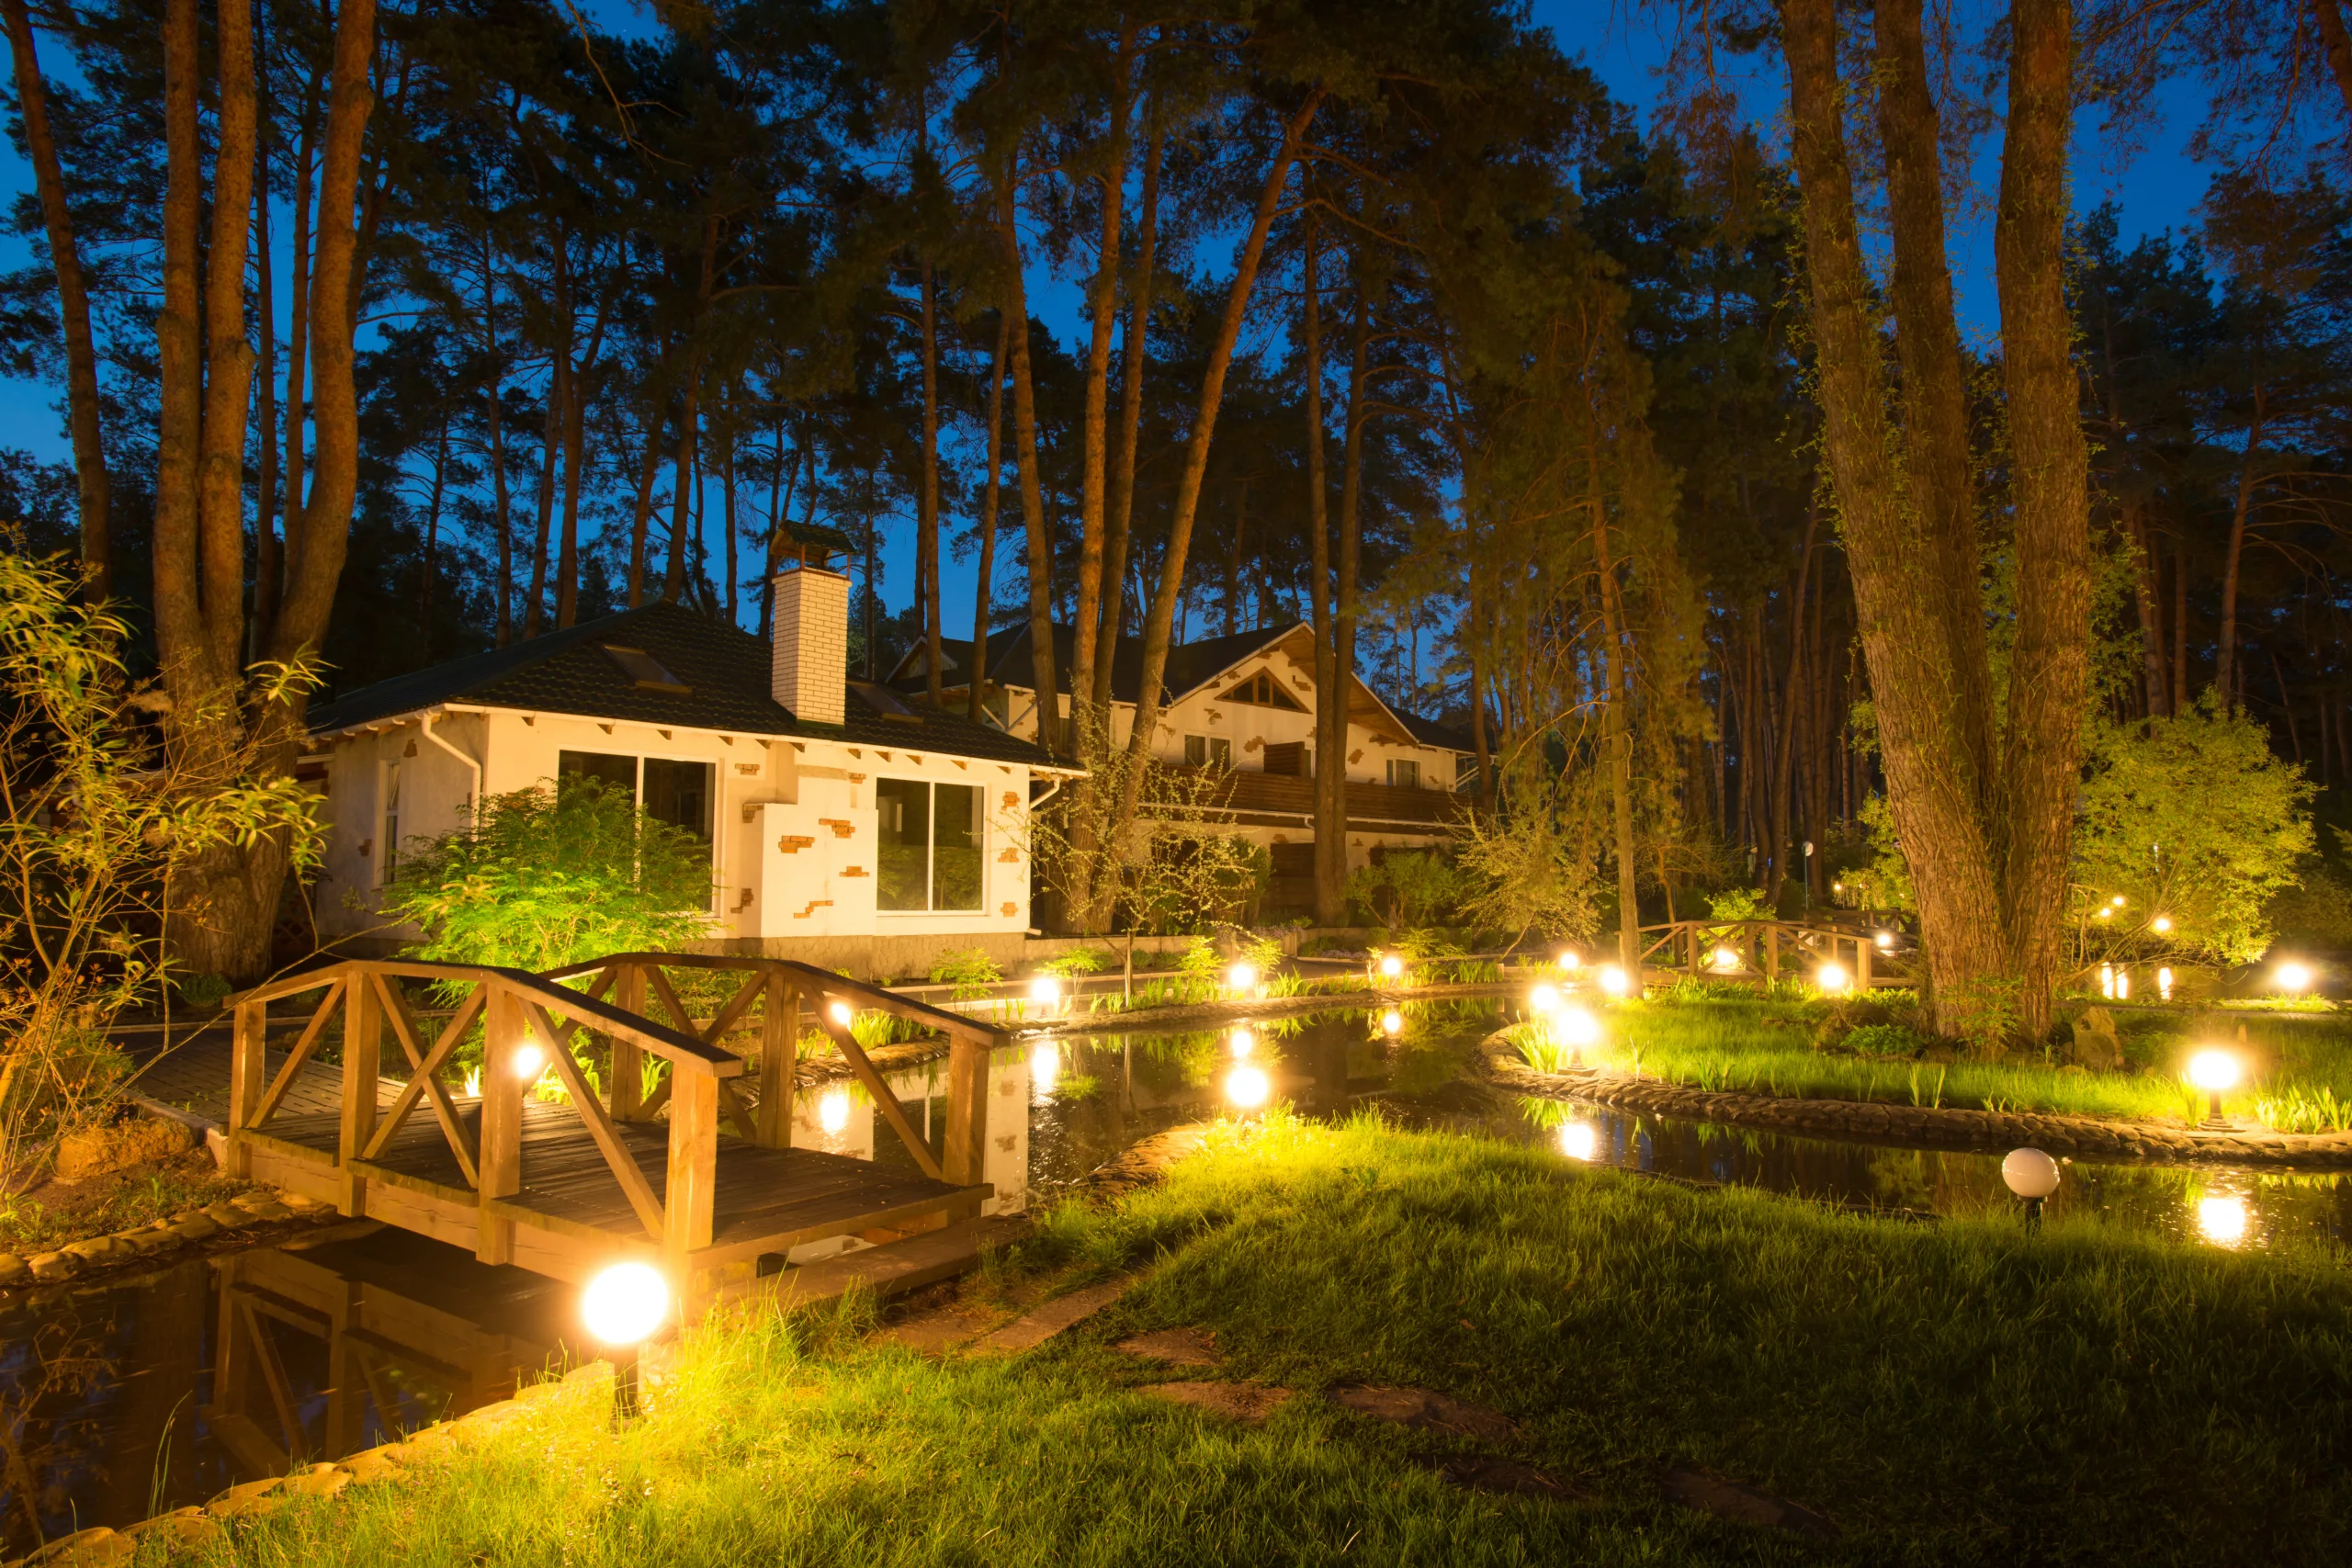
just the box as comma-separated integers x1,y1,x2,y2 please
6,1002,2346,1551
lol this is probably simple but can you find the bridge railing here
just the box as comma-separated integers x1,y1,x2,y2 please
1637,919,1917,988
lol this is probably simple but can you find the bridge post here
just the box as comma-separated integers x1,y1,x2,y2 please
337,971,380,1216
227,999,266,1179
943,1033,990,1187
1857,934,1872,991
665,1070,718,1293
477,981,525,1266
1766,926,1781,981
755,973,797,1149
611,964,645,1122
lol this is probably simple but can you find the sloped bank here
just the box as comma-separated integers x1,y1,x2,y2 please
1485,1036,2352,1167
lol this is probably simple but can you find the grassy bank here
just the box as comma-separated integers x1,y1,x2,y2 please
206,1115,2349,1567
1511,995,2352,1128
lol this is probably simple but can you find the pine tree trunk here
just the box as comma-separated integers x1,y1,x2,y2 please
1070,29,1133,747
919,258,944,706
2219,404,2263,712
997,175,1061,761
1094,116,1162,717
626,404,662,609
971,311,1010,724
1303,218,1340,925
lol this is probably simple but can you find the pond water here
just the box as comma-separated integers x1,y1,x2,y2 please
5,1002,2346,1552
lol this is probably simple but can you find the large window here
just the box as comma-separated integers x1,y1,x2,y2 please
559,750,714,844
1183,734,1231,769
1385,758,1421,790
876,778,983,912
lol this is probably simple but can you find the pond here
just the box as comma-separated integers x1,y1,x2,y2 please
5,1002,2346,1551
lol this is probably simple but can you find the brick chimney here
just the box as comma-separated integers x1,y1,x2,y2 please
770,564,848,725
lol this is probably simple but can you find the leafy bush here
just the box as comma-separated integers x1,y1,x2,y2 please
1344,850,1468,931
1706,887,1772,921
1036,947,1110,978
382,778,713,977
926,949,1003,999
1452,797,1601,944
1840,1022,1926,1059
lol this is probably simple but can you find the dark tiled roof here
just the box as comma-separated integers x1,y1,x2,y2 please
307,602,1057,768
1399,712,1476,753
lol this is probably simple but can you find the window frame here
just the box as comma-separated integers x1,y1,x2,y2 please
557,747,723,911
1183,734,1232,769
874,776,987,916
378,760,401,888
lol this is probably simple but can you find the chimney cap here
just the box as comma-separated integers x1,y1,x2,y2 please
770,521,858,573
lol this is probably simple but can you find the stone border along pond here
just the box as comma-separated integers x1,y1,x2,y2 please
0,1183,347,1296
1486,1032,2352,1168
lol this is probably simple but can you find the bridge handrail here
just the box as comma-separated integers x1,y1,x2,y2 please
538,951,1011,1049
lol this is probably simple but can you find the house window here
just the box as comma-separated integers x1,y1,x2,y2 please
1184,734,1231,769
1385,758,1421,789
560,749,718,852
379,762,401,886
876,779,984,912
1218,670,1306,710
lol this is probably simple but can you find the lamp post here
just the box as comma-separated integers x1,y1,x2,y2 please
582,1261,670,1424
2186,1048,2239,1126
2000,1148,2061,1232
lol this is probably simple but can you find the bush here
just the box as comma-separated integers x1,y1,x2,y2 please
926,949,1003,999
1344,850,1468,930
1840,1022,1927,1058
382,778,713,978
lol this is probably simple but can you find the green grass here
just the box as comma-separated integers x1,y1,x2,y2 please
0,1161,245,1255
205,1115,2351,1567
1512,996,2352,1125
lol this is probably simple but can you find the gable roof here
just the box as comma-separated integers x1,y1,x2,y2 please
307,601,1058,769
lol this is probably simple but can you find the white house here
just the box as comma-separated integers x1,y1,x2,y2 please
886,621,1473,916
303,562,1071,977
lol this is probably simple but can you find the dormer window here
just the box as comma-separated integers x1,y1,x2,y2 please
602,644,690,694
1218,670,1304,711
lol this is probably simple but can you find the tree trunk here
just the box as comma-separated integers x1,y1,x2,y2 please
971,310,1009,723
251,65,277,660
721,405,740,625
280,56,323,647
524,375,559,638
2315,0,2352,129
3,0,108,599
1326,276,1369,925
1595,542,1639,976
665,214,718,603
1095,113,1162,717
626,404,662,609
1765,511,1816,906
2218,402,2264,712
1114,90,1324,827
1303,217,1340,924
421,409,447,643
2130,511,2168,716
1071,29,1135,753
997,175,1060,759
919,257,944,706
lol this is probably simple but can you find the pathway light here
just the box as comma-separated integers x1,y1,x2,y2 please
1557,949,1581,971
1027,976,1061,1010
2110,895,2127,908
1832,880,1845,894
582,1262,669,1348
1527,984,1560,1015
1555,1005,1600,1048
1224,1063,1271,1111
2187,1048,2239,1123
1815,962,1850,995
2197,1193,2250,1247
1558,1122,1597,1162
2095,907,2111,920
2158,966,2175,1002
1711,945,1741,972
819,1088,852,1135
1380,1009,1405,1037
1378,953,1406,981
1598,964,1631,997
828,1000,854,1028
1030,1043,1061,1098
1227,961,1259,994
1228,1026,1255,1059
2000,1147,2062,1231
2273,959,2315,994
513,1039,547,1080
1874,931,1894,951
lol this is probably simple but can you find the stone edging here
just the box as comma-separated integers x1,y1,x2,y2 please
0,1186,345,1298
1484,1038,2352,1167
4,1360,622,1566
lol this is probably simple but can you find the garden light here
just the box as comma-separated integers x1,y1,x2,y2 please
1228,1026,1255,1058
1711,945,1741,972
2001,1147,2062,1231
1557,950,1581,971
1527,984,1560,1015
512,1040,547,1080
1227,961,1258,994
2158,966,2175,1002
1874,931,1894,951
2273,960,2314,994
1555,1005,1600,1047
2152,915,2174,934
1378,953,1405,981
2110,895,2126,908
2187,1048,2239,1123
1815,962,1849,995
2116,970,2132,1000
2198,1193,2250,1247
1030,1043,1061,1098
1832,880,1844,894
1027,976,1061,1010
582,1262,668,1347
819,1088,852,1135
1558,1122,1597,1162
828,1000,854,1028
1224,1063,1271,1111
1598,964,1631,997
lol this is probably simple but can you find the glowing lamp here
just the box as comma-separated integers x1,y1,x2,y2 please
2198,1193,2250,1247
1598,964,1631,997
1555,1005,1600,1046
1027,976,1061,1009
1224,1064,1271,1111
2274,960,2315,994
2100,963,2116,999
1228,1026,1255,1058
2116,969,2132,1000
1557,950,1581,971
1558,1122,1597,1162
1378,954,1405,981
827,1000,854,1028
582,1262,668,1346
2152,915,2174,934
2001,1146,2061,1230
1873,931,1894,951
2096,908,2111,920
2110,895,2127,908
1527,984,1560,1015
513,1040,547,1080
1815,962,1849,995
1380,1009,1404,1037
1030,1043,1061,1097
2187,1047,2239,1124
1832,880,1845,894
1711,945,1741,972
2158,965,2175,1002
818,1088,851,1135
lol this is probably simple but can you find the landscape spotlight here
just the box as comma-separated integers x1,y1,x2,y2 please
1027,975,1062,1010
828,1000,854,1028
1555,1005,1600,1047
2198,1193,2250,1247
1378,953,1406,981
1598,964,1631,997
2000,1147,2062,1231
1227,961,1259,994
2274,960,2315,994
1711,945,1741,971
1815,962,1850,995
1224,1063,1271,1111
2110,895,2127,908
1874,931,1894,951
1527,984,1560,1015
2187,1048,2240,1123
1558,1122,1597,1162
512,1038,547,1080
1557,950,1581,971
1228,1026,1255,1058
582,1260,670,1423
2152,915,2175,934
1380,1009,1405,1037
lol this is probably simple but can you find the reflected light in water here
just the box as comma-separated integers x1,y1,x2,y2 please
1558,1122,1597,1161
2158,965,2175,1002
1227,1027,1255,1059
1224,1064,1271,1111
2198,1194,2251,1247
1030,1043,1061,1097
1380,1009,1404,1037
818,1088,852,1135
1555,1005,1600,1046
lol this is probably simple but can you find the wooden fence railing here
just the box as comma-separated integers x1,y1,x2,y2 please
1637,919,1916,988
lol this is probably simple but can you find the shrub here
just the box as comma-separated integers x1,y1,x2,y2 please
1345,850,1468,931
927,949,1003,999
1840,1022,1926,1059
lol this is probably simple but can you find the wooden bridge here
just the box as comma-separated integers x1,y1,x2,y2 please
222,953,1008,1315
1638,918,1916,989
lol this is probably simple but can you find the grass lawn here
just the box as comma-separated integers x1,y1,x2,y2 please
1511,994,2352,1128
207,1114,2351,1566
